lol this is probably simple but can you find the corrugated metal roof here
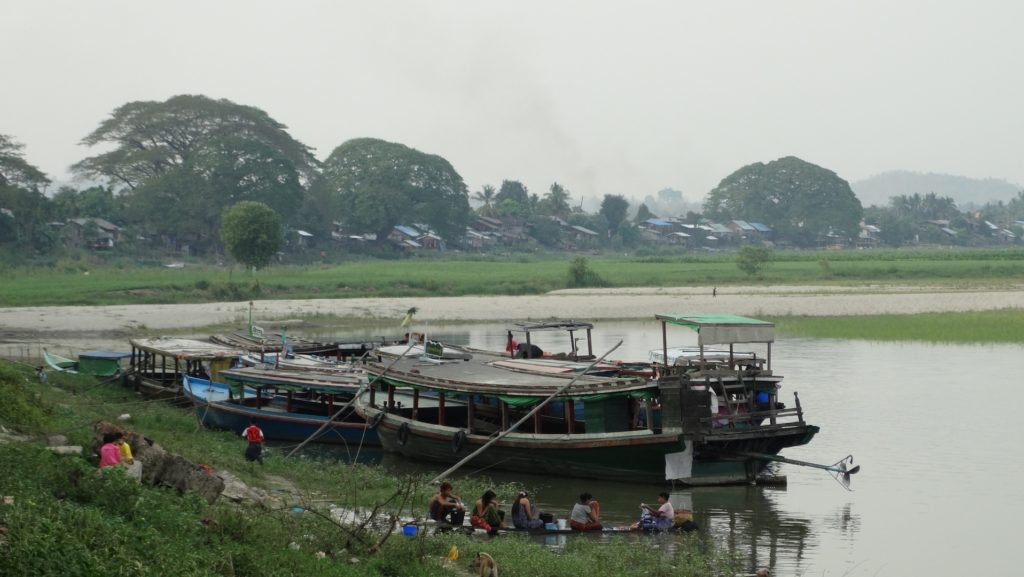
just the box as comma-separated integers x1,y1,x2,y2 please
750,222,772,232
645,218,672,227
571,225,598,236
394,225,421,237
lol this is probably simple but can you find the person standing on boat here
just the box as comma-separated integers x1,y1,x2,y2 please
428,482,466,527
570,492,602,531
638,492,674,531
242,419,264,465
470,489,505,534
98,433,121,469
505,332,518,358
512,491,545,529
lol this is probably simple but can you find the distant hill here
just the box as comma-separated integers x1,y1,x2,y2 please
853,171,1022,209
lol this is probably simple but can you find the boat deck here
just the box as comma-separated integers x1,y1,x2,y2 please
367,356,653,398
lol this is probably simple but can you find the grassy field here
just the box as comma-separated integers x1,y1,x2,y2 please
2,247,1024,306
775,309,1024,343
0,361,737,577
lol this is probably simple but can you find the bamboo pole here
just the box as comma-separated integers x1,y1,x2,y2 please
429,340,623,484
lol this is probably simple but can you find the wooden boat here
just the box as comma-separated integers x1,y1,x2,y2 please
127,338,244,403
43,350,132,376
183,374,381,446
354,314,819,485
239,352,362,374
210,331,379,360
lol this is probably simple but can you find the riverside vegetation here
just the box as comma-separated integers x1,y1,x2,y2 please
0,361,738,577
2,247,1024,306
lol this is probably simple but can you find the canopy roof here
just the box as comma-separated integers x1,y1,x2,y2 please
130,337,243,360
367,356,653,405
506,320,594,333
221,367,363,393
655,313,775,345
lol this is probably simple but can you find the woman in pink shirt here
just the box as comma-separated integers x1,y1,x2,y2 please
98,433,122,468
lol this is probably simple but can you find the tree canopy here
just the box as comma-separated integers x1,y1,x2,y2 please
599,194,630,234
704,156,863,246
73,95,314,251
313,138,471,242
220,201,283,269
0,134,53,249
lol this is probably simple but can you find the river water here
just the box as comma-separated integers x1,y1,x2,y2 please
317,319,1020,576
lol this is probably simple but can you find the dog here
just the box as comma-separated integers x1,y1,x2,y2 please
474,552,498,577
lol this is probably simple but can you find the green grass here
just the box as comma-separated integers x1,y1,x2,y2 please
0,361,735,576
775,309,1024,343
2,247,1024,306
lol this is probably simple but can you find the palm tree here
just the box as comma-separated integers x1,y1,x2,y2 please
473,185,497,217
544,182,571,217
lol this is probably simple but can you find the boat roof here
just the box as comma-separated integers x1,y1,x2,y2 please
367,356,653,402
655,313,775,345
220,367,363,392
129,337,243,360
79,351,131,360
506,320,594,333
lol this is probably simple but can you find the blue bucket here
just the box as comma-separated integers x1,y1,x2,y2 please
545,522,557,531
403,524,418,537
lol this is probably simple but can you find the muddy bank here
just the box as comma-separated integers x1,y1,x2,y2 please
2,284,1022,350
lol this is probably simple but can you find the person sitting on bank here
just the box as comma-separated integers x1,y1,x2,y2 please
470,489,505,534
511,491,545,530
428,482,466,527
638,492,675,531
570,492,602,531
98,433,121,469
115,431,133,465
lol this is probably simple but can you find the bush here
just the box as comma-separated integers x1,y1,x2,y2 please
566,257,606,288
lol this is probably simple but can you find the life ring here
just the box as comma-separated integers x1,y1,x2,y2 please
368,411,385,429
397,422,410,446
451,430,466,454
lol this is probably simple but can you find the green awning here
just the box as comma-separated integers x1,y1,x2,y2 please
655,313,775,345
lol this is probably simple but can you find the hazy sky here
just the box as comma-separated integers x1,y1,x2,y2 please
2,0,1021,204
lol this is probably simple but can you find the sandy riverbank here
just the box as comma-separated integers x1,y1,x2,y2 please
3,284,1022,340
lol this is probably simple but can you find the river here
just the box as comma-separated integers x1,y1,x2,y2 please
10,317,1018,575
313,319,1020,576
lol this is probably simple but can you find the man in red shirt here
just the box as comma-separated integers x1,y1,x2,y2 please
242,419,264,465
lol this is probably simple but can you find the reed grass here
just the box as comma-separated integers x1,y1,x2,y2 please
775,309,1024,343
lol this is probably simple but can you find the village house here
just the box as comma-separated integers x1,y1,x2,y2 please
64,217,121,250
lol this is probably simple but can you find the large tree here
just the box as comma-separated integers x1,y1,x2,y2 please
220,201,283,270
1,134,50,190
704,156,863,246
599,194,630,235
73,95,315,249
0,134,53,249
313,138,471,242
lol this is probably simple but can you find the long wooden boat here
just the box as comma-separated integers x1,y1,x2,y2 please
210,331,379,360
354,314,818,485
128,337,244,404
43,350,132,376
183,374,381,446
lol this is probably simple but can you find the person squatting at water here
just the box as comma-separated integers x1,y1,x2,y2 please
511,491,548,529
570,492,602,531
242,419,264,464
470,489,506,534
428,482,466,527
638,492,675,531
